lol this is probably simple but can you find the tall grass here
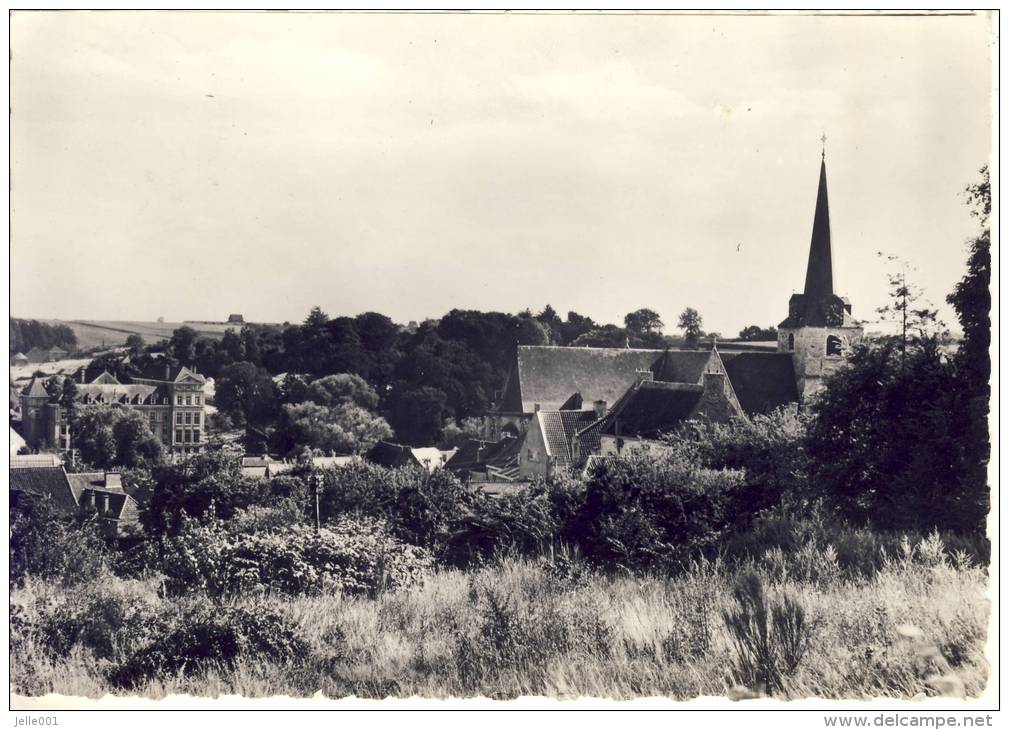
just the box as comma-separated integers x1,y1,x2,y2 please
10,532,989,700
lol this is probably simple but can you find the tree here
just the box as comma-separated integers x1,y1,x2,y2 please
624,308,664,337
738,325,778,342
277,401,393,456
59,377,79,427
875,254,942,367
570,325,631,349
306,373,380,410
71,406,163,470
215,362,279,426
677,308,704,349
948,165,991,394
168,326,199,365
125,333,145,355
386,386,449,446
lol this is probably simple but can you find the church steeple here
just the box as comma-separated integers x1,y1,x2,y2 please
802,153,834,298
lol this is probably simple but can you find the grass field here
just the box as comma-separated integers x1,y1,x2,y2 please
40,320,251,351
10,539,990,701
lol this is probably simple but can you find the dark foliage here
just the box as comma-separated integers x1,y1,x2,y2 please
9,318,77,357
10,493,109,587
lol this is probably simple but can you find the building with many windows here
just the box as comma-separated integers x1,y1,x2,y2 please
18,362,208,456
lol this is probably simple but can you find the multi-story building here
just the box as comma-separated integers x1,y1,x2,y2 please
18,362,208,456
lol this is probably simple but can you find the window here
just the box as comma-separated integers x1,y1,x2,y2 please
826,335,843,357
176,395,183,405
787,333,795,351
184,429,191,443
185,412,192,425
185,395,192,406
149,413,157,426
176,412,183,425
195,394,201,405
193,430,201,443
175,429,183,443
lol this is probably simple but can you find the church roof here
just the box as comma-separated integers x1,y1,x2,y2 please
721,352,799,415
498,346,711,414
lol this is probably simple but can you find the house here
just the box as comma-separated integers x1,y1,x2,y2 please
19,360,208,455
364,441,450,473
10,352,28,366
25,346,69,364
518,408,600,480
227,314,245,324
9,466,140,537
445,436,523,483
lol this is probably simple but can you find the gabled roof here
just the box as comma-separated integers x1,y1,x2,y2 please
9,466,79,512
77,383,158,404
600,381,704,439
538,409,599,467
721,352,800,415
499,346,667,414
90,371,121,385
445,437,522,472
650,350,713,384
78,488,140,523
133,362,206,385
365,441,422,469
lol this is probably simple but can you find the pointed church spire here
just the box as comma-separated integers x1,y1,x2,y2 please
802,150,834,299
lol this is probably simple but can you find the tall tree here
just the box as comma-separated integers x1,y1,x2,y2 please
624,308,664,336
168,326,199,365
875,253,941,367
677,308,704,349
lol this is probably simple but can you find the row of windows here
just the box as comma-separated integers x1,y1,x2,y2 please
176,394,202,406
174,428,202,444
175,411,203,426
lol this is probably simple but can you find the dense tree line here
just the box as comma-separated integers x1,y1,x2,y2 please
9,319,77,357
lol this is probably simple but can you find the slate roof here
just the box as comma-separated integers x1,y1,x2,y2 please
9,466,79,511
77,383,158,404
538,409,599,467
498,346,667,414
78,488,140,523
600,381,704,439
10,453,61,468
721,352,800,415
365,441,422,469
650,350,712,384
445,437,522,472
133,362,206,384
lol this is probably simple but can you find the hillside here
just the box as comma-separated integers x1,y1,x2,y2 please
41,320,249,351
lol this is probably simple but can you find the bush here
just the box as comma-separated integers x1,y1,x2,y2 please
567,451,745,571
722,571,816,694
159,516,433,597
10,494,109,587
110,602,306,689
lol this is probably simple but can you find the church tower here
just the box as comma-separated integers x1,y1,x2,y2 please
777,148,863,399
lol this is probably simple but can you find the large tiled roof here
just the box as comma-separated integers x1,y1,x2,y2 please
78,488,139,523
721,352,800,415
499,346,667,414
600,381,704,439
538,409,599,467
9,466,79,511
650,350,713,384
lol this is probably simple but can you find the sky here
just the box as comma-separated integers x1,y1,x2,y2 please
9,11,994,337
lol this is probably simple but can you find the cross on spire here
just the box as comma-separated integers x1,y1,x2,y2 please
821,133,827,160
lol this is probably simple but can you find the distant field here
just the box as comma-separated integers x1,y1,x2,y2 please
41,320,245,351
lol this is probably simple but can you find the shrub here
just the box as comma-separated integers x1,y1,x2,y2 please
10,494,109,587
722,571,816,694
159,516,433,597
568,451,745,571
109,602,307,689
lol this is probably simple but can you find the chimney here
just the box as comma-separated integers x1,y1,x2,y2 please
635,369,653,385
101,493,110,514
164,363,171,381
533,403,541,413
78,369,84,384
87,491,96,509
104,472,123,490
593,400,607,420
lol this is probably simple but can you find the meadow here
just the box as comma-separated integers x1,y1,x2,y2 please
41,320,248,351
10,530,989,700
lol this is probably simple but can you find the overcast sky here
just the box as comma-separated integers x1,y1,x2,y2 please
10,11,994,336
